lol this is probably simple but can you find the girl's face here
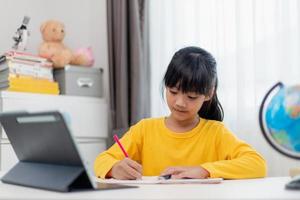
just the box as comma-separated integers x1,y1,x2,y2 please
166,87,211,122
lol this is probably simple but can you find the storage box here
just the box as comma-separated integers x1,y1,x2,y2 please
54,65,103,97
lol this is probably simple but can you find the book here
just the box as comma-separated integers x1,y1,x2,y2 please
7,60,53,81
0,80,9,90
7,76,59,95
8,76,58,88
5,51,51,66
7,87,59,95
0,62,9,72
0,68,9,81
8,57,52,68
95,176,223,185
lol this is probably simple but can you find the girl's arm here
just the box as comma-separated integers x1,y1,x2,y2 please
94,121,144,179
201,127,267,179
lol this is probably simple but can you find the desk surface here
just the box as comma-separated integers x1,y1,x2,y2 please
0,174,299,200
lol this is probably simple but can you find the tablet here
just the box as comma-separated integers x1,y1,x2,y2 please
0,111,136,192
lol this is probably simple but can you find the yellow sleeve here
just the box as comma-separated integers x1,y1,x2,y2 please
201,126,267,179
94,120,144,178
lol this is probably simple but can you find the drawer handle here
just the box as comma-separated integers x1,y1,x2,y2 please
77,78,93,88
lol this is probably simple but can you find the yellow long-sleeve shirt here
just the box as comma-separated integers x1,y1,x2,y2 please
94,117,267,179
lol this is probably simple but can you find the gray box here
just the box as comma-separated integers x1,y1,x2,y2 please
54,65,103,97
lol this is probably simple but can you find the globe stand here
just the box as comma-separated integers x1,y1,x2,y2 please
285,175,300,190
259,82,300,190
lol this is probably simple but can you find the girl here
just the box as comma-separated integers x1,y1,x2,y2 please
94,46,267,180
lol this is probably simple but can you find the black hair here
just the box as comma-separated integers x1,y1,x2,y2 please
163,46,224,121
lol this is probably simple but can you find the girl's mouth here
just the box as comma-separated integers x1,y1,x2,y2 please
173,108,187,113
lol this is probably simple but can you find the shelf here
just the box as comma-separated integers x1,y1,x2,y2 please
0,91,109,138
0,91,106,104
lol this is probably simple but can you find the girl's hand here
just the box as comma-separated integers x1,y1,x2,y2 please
160,166,210,179
106,158,143,180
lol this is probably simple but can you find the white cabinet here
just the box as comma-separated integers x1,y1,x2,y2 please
0,139,17,171
0,91,108,172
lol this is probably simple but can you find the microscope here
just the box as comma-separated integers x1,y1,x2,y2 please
0,16,30,65
12,16,30,51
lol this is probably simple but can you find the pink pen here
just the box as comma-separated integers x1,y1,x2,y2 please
113,134,129,158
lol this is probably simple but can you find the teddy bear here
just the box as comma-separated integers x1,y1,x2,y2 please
38,20,94,68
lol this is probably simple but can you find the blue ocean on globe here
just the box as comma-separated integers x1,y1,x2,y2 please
265,85,300,152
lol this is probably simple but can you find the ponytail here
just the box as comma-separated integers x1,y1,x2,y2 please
198,80,224,121
198,93,224,121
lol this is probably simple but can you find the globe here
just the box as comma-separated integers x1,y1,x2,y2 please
259,82,300,190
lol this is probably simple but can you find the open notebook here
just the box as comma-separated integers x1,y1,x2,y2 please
95,176,223,185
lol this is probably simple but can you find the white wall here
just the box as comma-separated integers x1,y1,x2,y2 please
0,0,110,101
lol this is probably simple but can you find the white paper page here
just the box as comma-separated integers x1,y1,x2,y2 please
95,176,160,184
95,176,223,185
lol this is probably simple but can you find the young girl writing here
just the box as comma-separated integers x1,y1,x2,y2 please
94,46,267,180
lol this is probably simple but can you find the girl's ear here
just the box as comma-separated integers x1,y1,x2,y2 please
204,87,215,101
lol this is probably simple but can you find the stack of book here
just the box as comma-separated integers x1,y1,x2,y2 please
0,51,59,95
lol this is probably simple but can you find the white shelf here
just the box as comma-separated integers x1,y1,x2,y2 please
0,91,109,171
0,91,109,138
0,91,106,104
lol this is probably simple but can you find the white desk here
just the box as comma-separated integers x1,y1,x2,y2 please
0,173,299,200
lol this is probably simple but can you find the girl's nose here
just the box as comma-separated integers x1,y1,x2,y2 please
175,96,186,107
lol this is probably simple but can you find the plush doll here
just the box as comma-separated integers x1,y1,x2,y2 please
72,47,94,67
38,20,94,68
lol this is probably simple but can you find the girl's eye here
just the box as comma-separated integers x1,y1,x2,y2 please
169,90,177,95
188,96,198,100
